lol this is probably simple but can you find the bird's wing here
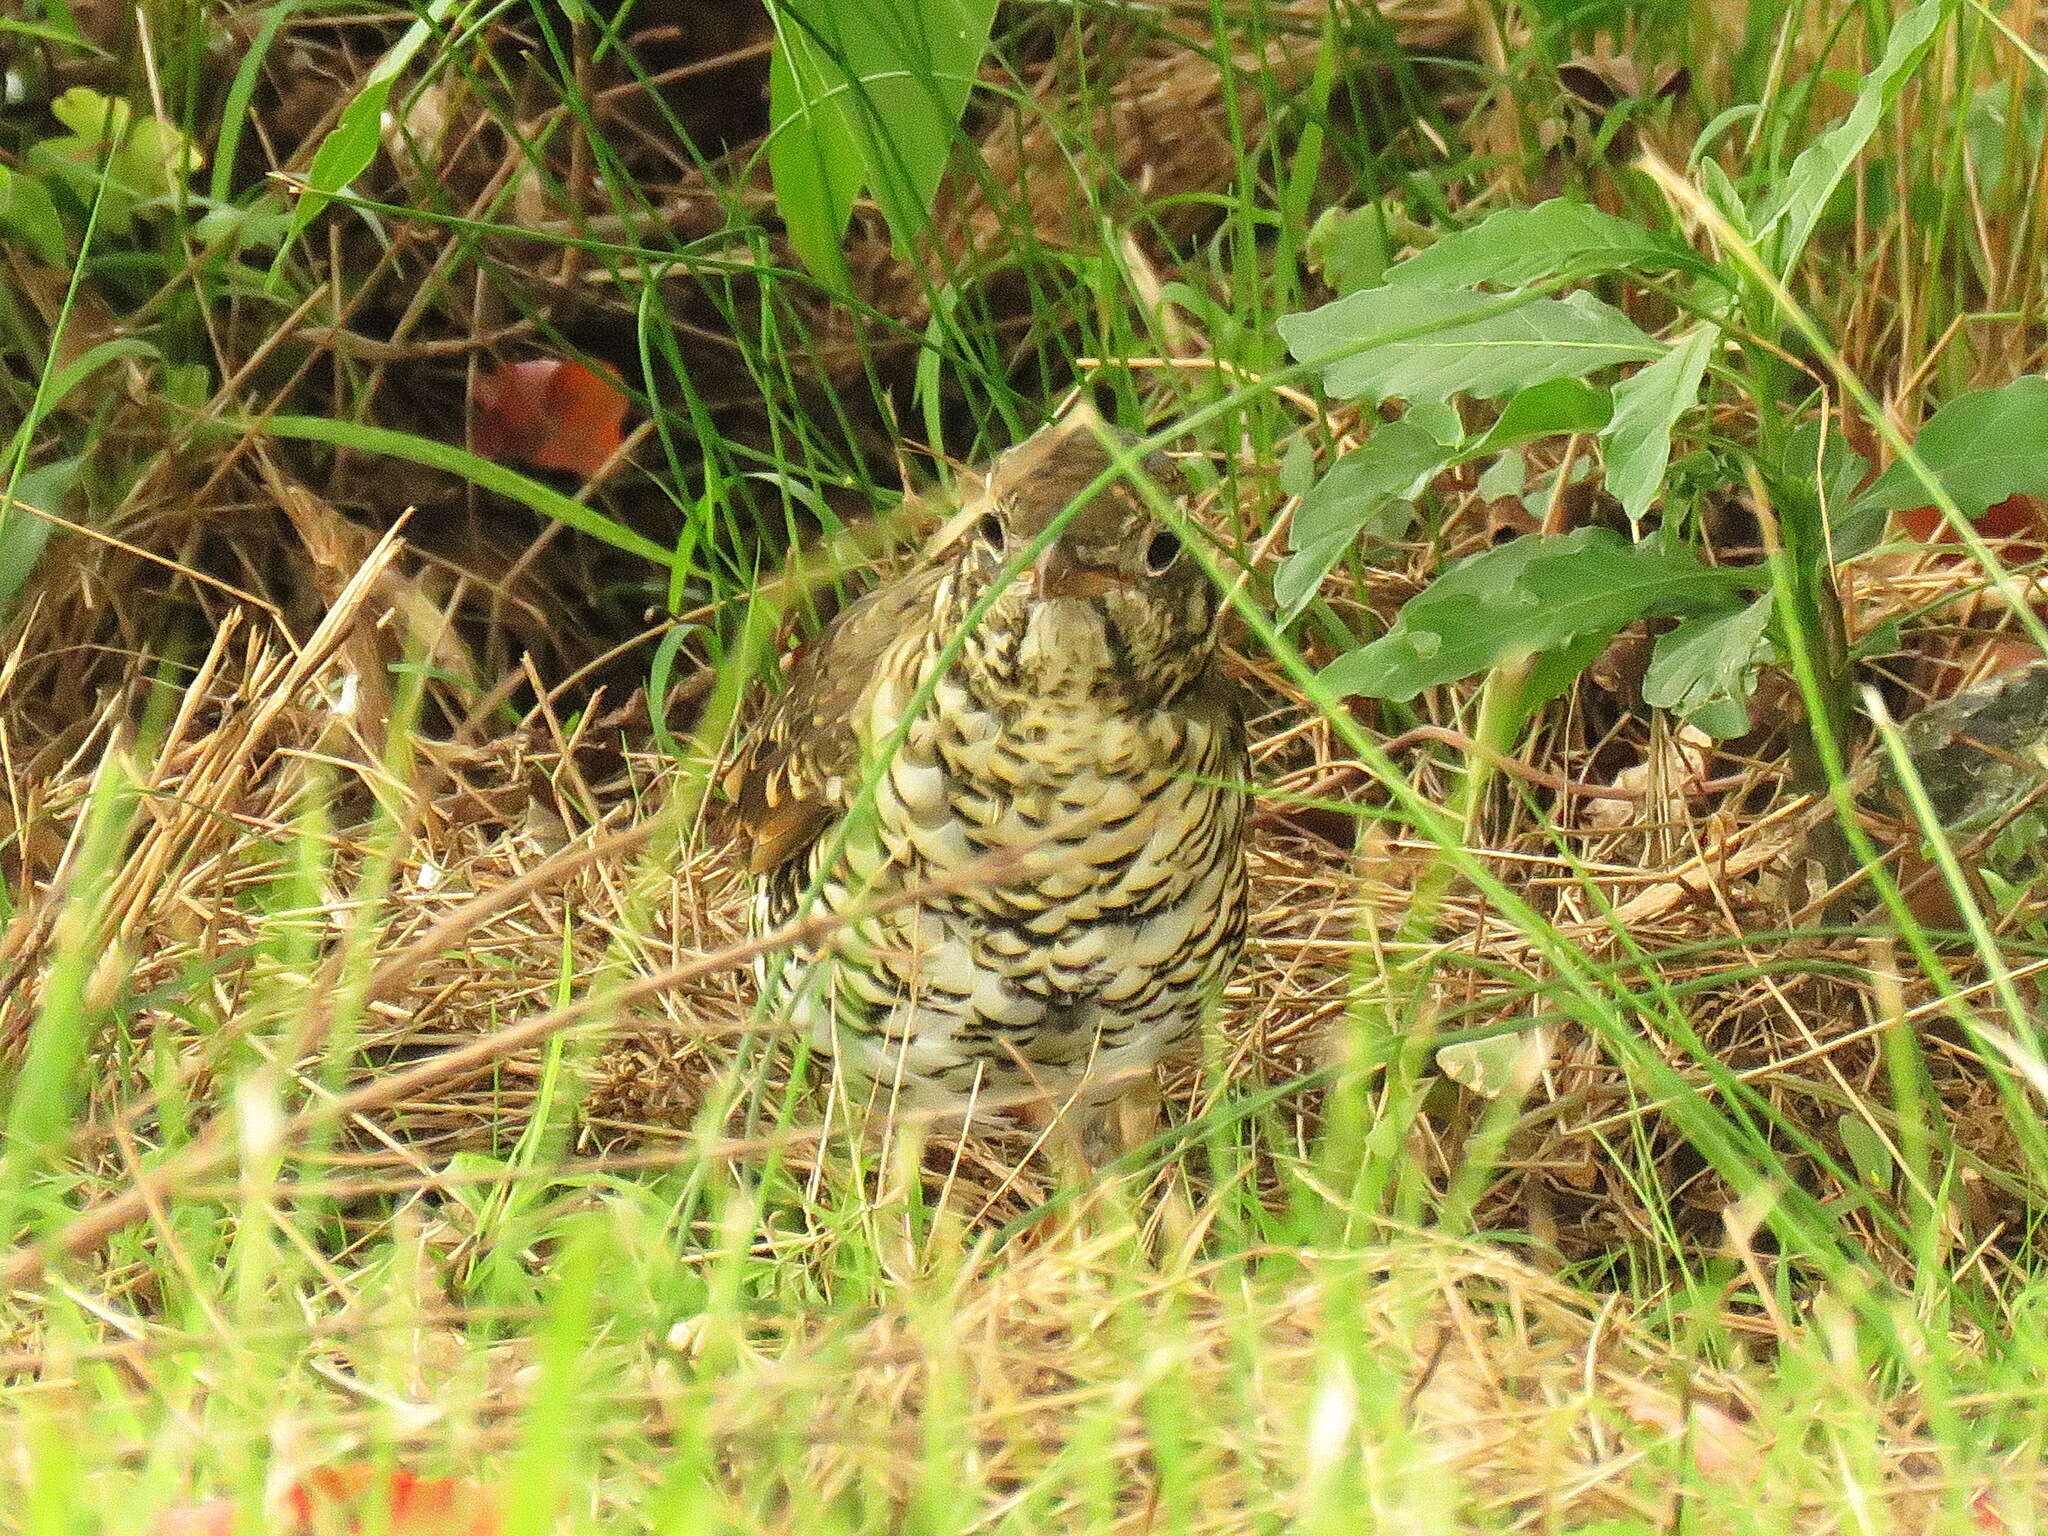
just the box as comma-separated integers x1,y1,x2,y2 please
726,566,942,877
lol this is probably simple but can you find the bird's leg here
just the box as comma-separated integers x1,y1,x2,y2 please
1010,1090,1098,1186
1112,1072,1165,1156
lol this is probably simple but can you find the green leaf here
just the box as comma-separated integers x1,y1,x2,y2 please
0,458,78,624
1755,0,1944,277
193,193,295,254
1774,420,1874,558
1385,199,1706,290
1277,286,1661,406
283,0,461,250
0,17,108,51
1318,527,1746,702
250,417,677,569
44,86,201,205
1304,203,1394,294
1643,592,1774,739
766,12,866,288
0,165,69,265
3,337,163,470
1436,1023,1553,1100
1278,434,1316,498
1837,1114,1895,1190
1476,378,1612,453
32,87,202,236
1273,420,1445,624
1602,326,1717,526
1855,376,2048,522
768,0,999,284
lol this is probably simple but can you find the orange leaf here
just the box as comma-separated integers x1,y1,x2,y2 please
155,1500,239,1535
291,1465,503,1536
157,1465,502,1536
472,358,628,480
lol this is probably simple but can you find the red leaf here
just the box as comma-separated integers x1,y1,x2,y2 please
472,358,628,479
1897,493,2048,558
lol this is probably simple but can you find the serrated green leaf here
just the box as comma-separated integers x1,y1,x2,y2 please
1855,376,2048,523
43,86,201,207
1278,286,1660,406
1643,593,1774,738
1477,377,1612,453
1602,326,1717,526
1273,420,1444,623
1318,527,1746,702
1386,199,1706,290
1756,0,1944,277
0,166,68,265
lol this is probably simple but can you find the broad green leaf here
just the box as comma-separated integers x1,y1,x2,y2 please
1855,376,2048,521
766,12,866,288
1385,199,1706,290
1476,377,1612,453
1277,435,1316,498
253,416,677,568
1837,1114,1895,1189
1304,203,1394,294
1277,286,1660,406
0,458,78,623
1755,0,1944,277
768,0,999,282
284,0,461,248
1643,592,1774,739
0,166,68,265
1520,624,1627,722
1437,1023,1553,1099
1319,527,1746,702
1273,420,1444,624
1602,326,1717,526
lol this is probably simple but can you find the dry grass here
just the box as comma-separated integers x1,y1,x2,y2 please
12,0,2048,1528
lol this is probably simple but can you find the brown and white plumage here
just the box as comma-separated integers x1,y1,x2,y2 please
728,406,1249,1131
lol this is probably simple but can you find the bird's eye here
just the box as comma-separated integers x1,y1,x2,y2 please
1144,528,1182,575
976,512,1005,547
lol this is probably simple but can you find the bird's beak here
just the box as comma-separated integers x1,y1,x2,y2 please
1032,547,1128,601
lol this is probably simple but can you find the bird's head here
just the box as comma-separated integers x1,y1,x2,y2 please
934,406,1222,710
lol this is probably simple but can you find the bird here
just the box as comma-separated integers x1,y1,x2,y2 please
725,402,1249,1152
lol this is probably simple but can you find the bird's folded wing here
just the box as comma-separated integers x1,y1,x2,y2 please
727,567,941,877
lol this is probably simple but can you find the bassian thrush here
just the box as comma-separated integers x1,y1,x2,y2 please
728,405,1249,1144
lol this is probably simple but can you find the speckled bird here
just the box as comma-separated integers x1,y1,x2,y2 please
728,404,1248,1140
